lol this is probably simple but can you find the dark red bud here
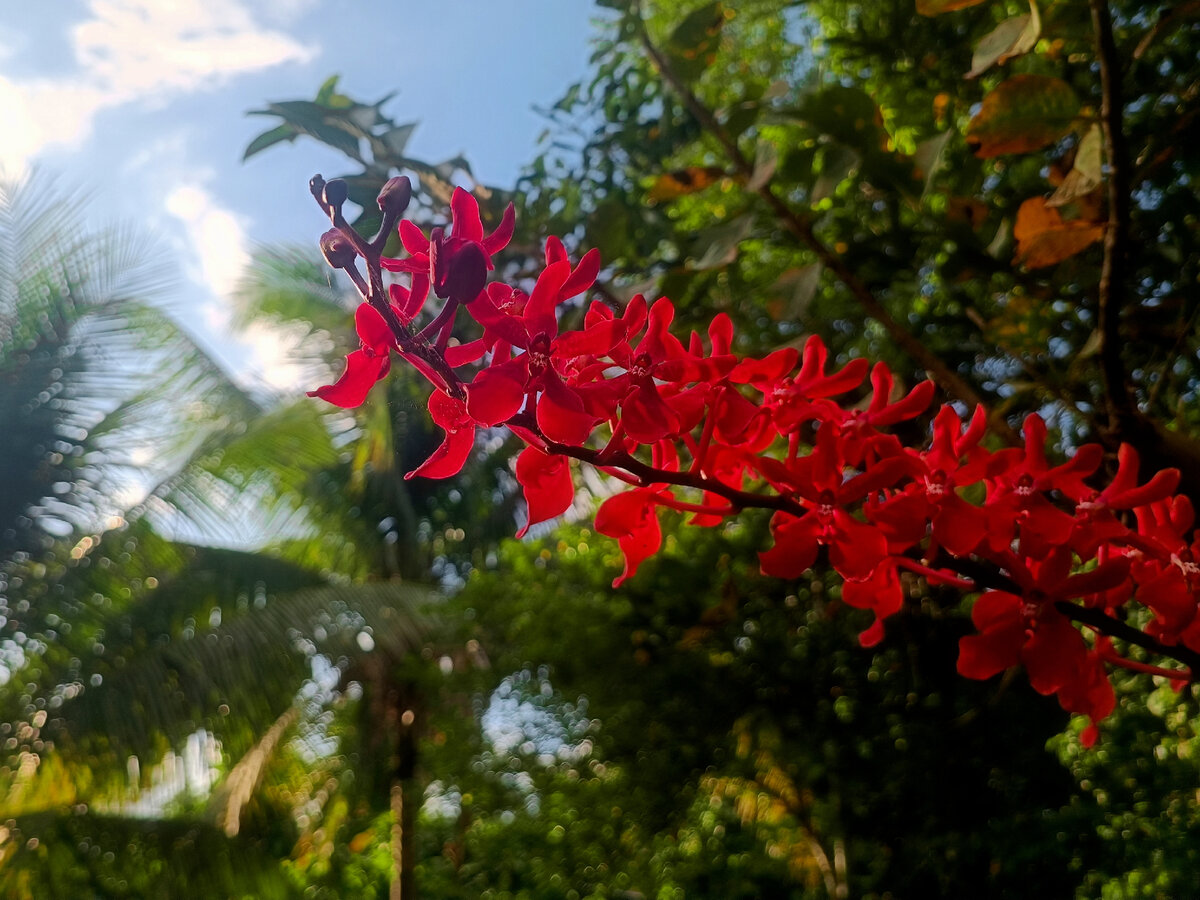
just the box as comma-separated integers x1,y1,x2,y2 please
437,242,488,303
322,178,348,209
320,229,357,268
377,176,413,216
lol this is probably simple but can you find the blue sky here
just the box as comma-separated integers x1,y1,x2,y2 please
0,0,599,387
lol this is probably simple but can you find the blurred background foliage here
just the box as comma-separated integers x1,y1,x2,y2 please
4,0,1200,897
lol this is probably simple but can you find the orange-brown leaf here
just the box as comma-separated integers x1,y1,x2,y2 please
647,166,728,202
966,75,1080,158
917,0,987,15
1013,197,1105,268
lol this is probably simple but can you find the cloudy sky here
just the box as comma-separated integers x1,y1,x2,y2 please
0,0,598,388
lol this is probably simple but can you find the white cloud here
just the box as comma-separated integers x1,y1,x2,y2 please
0,0,315,173
166,182,251,301
164,179,311,392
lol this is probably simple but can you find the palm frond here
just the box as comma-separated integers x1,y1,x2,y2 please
38,581,436,765
0,810,302,898
0,171,267,550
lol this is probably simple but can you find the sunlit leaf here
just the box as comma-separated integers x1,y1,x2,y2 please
966,1,1041,78
646,166,728,202
1048,125,1103,207
966,75,1080,157
690,214,753,270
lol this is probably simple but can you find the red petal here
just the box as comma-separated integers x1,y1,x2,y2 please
399,220,430,256
450,187,484,242
1023,613,1087,695
523,260,572,338
406,425,474,480
595,489,664,587
560,248,601,299
759,511,821,579
467,368,525,426
482,203,516,256
355,303,394,353
620,382,681,444
515,446,574,537
957,623,1025,680
444,339,488,368
536,374,596,444
307,350,388,408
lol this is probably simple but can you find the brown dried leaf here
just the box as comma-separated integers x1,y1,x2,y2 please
917,0,987,15
1013,196,1105,268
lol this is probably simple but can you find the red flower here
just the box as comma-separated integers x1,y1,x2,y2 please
308,303,393,408
383,187,515,304
756,427,908,581
957,548,1127,726
405,370,524,480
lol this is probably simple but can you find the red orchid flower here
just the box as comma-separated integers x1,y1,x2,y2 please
957,548,1128,711
383,187,515,304
756,426,910,581
406,369,525,480
982,414,1104,559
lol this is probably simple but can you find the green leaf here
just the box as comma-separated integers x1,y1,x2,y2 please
773,263,823,321
242,124,297,161
747,139,778,191
812,144,860,202
914,130,954,196
314,74,343,106
381,123,418,157
666,1,727,82
794,85,884,156
251,101,364,160
690,214,753,270
965,75,1080,158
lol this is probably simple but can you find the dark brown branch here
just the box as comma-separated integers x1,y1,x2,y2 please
1089,0,1136,433
631,11,1019,446
1056,600,1200,679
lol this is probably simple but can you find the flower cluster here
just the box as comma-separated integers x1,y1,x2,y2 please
308,176,1199,745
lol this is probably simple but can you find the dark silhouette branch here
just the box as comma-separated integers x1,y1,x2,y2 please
1089,0,1136,434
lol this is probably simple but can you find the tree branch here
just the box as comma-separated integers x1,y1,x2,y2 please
631,10,1019,446
1089,0,1136,433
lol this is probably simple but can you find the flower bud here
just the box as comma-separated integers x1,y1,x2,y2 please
320,228,357,268
436,242,488,304
322,178,348,209
377,176,413,216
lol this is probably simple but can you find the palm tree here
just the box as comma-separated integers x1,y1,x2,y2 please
0,174,441,897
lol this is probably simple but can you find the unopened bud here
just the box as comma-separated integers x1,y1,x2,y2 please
436,242,488,303
320,229,357,268
322,178,348,209
377,176,413,216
